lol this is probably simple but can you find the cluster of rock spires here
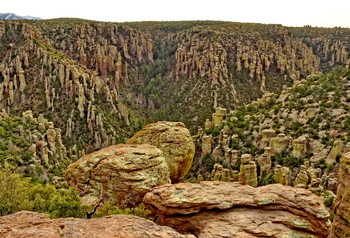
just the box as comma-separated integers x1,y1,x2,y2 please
2,19,350,155
0,20,142,152
0,109,75,179
175,40,229,85
168,24,350,128
45,22,154,84
191,65,350,206
175,29,321,88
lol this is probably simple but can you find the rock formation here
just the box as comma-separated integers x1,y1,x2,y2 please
292,136,308,158
201,134,212,155
294,165,310,188
270,133,289,155
259,129,276,149
0,211,194,238
273,165,290,185
0,110,68,179
257,147,272,177
127,121,195,182
330,152,350,238
144,181,330,238
239,153,258,187
192,65,350,193
65,144,170,207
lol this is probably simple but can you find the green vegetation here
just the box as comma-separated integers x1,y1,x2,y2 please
0,116,33,166
0,113,75,181
272,152,304,169
258,172,274,186
190,66,350,183
0,164,153,219
0,163,84,218
90,201,152,219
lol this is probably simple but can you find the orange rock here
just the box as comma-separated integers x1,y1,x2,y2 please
0,211,194,238
127,121,195,182
65,144,170,206
144,181,330,238
330,152,350,238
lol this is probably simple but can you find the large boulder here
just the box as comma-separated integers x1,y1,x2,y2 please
127,121,195,182
144,181,330,238
0,211,194,238
330,152,350,238
65,144,170,206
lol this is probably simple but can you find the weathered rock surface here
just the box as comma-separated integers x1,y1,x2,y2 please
0,211,194,238
65,144,170,206
330,152,350,238
127,121,195,182
144,181,330,238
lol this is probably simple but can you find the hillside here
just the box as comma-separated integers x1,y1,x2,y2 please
190,65,350,204
0,18,349,173
0,110,78,180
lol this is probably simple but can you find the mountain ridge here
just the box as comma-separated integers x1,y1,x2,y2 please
0,18,349,178
0,13,42,20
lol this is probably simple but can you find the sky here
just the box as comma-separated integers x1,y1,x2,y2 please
2,0,350,28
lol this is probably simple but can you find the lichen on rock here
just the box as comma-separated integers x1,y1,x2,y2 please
127,121,195,182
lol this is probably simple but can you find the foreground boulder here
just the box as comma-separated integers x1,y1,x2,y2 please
330,152,350,238
127,121,195,182
65,144,170,206
144,181,330,238
0,211,194,238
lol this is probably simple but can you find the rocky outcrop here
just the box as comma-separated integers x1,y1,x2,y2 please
0,20,139,153
273,165,290,185
193,66,350,194
330,152,350,238
239,153,258,187
65,144,170,206
0,211,194,238
144,181,330,238
0,110,69,179
201,134,212,155
127,121,195,182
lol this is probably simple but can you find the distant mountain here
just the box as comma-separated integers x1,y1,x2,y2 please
0,13,41,20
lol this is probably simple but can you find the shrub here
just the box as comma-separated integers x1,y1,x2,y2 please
0,164,33,216
258,172,274,186
0,163,84,218
336,154,341,163
324,196,334,207
91,201,152,219
201,153,214,172
314,158,326,169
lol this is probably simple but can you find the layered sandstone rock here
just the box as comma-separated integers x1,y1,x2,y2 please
201,134,212,155
144,181,330,238
65,144,170,206
330,152,350,238
127,121,195,182
0,211,194,238
239,153,258,187
273,165,290,185
292,136,307,158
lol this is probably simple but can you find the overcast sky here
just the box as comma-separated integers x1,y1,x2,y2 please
2,0,350,28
